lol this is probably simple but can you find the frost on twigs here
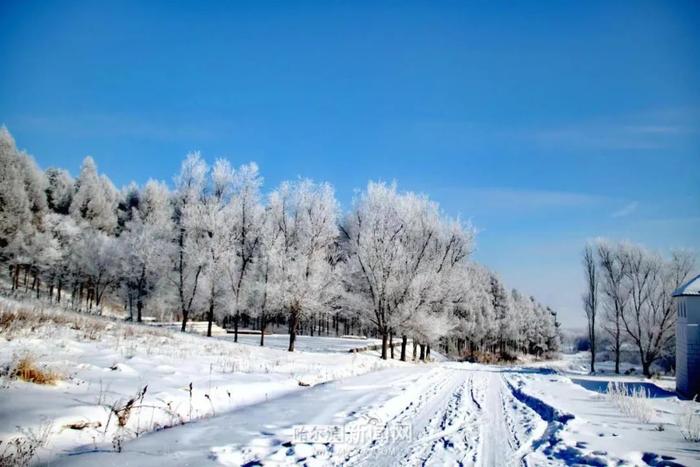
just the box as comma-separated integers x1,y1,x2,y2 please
0,421,52,467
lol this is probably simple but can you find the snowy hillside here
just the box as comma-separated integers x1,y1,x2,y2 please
2,298,699,466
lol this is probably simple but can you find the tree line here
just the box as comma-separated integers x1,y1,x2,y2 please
582,240,695,377
0,127,560,360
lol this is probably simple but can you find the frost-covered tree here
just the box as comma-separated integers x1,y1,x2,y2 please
619,244,695,376
74,229,119,310
342,182,474,360
42,213,81,302
186,159,235,336
117,182,141,232
45,168,74,215
0,127,49,291
223,163,263,342
453,262,494,356
489,273,511,354
0,125,567,358
71,157,117,233
118,180,173,322
247,201,281,346
0,127,33,272
266,180,339,352
172,152,208,332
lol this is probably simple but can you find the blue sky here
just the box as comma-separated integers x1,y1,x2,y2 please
1,0,699,327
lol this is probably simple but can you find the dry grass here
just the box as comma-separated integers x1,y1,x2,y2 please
0,422,52,467
679,397,700,442
463,351,504,364
12,355,60,385
0,296,168,343
606,381,656,424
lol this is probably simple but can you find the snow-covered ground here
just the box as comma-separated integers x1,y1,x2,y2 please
225,334,382,353
0,297,404,464
49,361,700,466
2,297,700,466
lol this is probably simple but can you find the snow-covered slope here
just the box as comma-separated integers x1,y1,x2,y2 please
0,297,404,464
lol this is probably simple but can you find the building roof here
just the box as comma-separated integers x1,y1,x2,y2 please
673,274,700,297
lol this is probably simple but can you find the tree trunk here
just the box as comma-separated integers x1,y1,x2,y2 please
413,341,418,361
426,345,431,361
419,344,426,361
288,305,299,352
207,296,214,337
390,333,394,359
400,335,407,361
137,297,143,323
181,310,189,332
381,332,388,360
614,324,621,374
260,318,266,347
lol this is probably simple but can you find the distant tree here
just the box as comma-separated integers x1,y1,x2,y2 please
596,240,628,374
188,159,235,336
267,180,339,352
0,127,33,274
70,157,117,233
582,243,598,373
45,168,74,215
118,180,173,322
223,163,263,342
0,125,567,359
172,152,208,332
620,244,695,376
341,182,474,360
75,229,119,310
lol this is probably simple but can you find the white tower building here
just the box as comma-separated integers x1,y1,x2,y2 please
674,275,700,399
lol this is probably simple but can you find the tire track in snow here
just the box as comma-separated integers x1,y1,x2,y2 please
473,370,544,467
342,367,460,466
404,372,482,466
198,365,549,467
343,367,545,467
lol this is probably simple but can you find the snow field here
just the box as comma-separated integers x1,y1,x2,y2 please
0,296,405,464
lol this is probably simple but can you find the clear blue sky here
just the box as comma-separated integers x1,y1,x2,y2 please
2,0,699,327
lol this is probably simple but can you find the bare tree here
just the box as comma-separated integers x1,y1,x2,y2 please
582,244,598,373
620,244,695,377
596,240,628,374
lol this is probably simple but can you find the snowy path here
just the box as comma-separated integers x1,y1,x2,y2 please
57,365,545,466
475,370,544,467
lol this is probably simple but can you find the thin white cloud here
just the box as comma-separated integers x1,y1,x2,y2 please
611,201,638,218
454,187,604,211
528,109,699,151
